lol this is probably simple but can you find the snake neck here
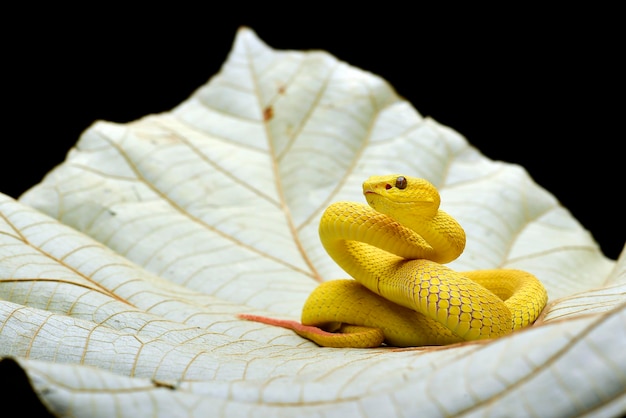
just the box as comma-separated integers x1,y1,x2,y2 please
319,202,466,284
390,208,466,264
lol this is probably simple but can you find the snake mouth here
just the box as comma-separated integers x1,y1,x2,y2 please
363,190,380,202
363,185,379,196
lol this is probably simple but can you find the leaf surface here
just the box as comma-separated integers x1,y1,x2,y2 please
2,27,624,417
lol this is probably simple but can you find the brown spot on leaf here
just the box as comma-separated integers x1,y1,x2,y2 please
263,106,274,121
151,378,178,390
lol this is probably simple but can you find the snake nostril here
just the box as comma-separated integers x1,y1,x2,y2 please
385,184,392,190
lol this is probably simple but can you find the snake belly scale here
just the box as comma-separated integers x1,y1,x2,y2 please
240,175,548,348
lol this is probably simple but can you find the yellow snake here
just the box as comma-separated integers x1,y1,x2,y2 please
240,175,548,348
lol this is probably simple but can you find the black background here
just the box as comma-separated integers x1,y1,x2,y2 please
3,8,623,260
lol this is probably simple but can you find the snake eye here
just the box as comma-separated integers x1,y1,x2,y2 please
395,176,407,190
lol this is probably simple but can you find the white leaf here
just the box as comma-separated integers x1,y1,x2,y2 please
2,27,624,417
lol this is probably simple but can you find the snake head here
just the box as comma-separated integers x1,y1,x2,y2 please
362,174,440,218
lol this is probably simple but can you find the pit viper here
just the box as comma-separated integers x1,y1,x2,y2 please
240,175,548,348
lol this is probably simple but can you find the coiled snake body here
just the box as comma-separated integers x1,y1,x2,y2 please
240,175,548,348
